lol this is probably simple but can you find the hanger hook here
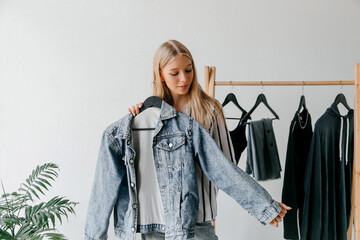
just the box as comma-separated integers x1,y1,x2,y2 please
302,81,305,95
340,80,343,93
230,81,234,91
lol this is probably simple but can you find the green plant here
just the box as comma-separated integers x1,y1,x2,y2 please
0,163,78,240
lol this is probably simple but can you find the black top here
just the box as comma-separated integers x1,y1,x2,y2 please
282,108,313,239
229,111,249,164
301,103,354,240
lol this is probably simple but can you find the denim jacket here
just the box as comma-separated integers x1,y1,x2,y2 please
85,101,281,240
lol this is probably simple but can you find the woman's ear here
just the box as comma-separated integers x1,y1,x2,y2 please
159,71,165,82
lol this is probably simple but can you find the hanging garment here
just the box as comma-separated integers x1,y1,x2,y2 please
301,103,354,240
246,118,281,181
282,108,313,239
85,100,281,240
229,111,250,164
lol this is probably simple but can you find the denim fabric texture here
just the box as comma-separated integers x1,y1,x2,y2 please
141,221,218,240
85,101,281,240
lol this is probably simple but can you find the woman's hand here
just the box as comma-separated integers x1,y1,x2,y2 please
269,202,291,228
128,102,143,116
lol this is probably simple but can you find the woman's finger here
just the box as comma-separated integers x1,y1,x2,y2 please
270,221,278,228
129,106,138,116
134,102,143,115
278,202,292,210
127,102,143,116
279,212,286,218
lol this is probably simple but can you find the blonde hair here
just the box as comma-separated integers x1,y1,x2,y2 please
152,40,224,130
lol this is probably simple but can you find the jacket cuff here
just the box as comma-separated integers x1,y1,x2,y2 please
258,200,282,225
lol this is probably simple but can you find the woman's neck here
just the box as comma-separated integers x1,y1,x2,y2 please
172,95,190,112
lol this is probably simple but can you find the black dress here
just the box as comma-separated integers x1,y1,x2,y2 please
282,108,313,239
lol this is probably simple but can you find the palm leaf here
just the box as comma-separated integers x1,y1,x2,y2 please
0,229,15,240
18,163,59,202
13,223,34,239
1,163,75,240
23,197,77,229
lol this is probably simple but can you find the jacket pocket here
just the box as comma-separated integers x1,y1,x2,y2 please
155,133,185,151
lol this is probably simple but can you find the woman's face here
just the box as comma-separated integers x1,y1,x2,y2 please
161,55,193,99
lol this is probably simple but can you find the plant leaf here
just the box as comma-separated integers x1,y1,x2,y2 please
0,229,15,240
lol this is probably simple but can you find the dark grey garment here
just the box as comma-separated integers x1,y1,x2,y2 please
301,103,354,240
246,118,281,181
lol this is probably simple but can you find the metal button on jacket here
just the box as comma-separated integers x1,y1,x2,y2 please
169,142,173,148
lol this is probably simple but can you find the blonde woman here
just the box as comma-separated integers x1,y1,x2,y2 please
128,40,289,239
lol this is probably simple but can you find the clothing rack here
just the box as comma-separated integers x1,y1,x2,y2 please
203,64,360,240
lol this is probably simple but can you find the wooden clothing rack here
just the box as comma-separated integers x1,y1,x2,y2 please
203,64,360,240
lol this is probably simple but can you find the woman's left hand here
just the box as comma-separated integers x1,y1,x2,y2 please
269,202,291,227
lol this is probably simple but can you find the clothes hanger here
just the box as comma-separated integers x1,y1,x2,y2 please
297,95,307,112
222,93,246,120
139,96,162,114
241,93,280,123
222,93,245,112
297,83,307,112
334,93,351,111
132,96,162,131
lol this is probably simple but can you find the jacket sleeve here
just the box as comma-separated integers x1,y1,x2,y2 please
300,127,322,239
190,118,281,225
85,131,125,240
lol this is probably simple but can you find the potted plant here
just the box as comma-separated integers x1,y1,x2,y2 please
0,163,78,240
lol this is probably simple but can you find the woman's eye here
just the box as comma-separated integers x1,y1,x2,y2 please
185,69,192,73
170,72,178,76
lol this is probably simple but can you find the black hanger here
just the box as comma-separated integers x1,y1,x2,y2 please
139,96,162,114
132,96,162,131
334,93,351,111
297,95,307,112
241,93,279,122
222,93,245,112
222,93,246,120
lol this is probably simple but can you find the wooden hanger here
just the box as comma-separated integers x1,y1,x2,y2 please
241,93,280,122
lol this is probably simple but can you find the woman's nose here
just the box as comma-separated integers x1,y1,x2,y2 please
179,72,188,82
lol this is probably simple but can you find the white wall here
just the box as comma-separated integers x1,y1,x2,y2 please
1,0,359,239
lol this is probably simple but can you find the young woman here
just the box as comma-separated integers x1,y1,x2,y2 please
128,40,290,239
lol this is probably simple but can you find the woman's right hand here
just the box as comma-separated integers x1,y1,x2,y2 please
128,102,143,116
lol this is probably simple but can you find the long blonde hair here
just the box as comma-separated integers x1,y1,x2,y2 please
152,40,223,130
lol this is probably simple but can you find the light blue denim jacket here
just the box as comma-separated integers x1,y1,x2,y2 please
85,101,281,240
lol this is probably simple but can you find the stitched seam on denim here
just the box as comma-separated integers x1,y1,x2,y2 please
258,201,281,223
104,131,121,154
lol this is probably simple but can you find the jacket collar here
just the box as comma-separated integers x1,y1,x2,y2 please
117,100,177,140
